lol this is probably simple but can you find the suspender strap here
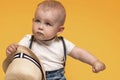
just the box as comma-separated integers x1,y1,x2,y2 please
59,36,67,67
29,35,34,49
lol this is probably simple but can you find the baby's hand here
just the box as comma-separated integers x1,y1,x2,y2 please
6,43,18,56
92,60,106,73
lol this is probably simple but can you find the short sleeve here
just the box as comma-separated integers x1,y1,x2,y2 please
63,38,75,54
18,34,32,48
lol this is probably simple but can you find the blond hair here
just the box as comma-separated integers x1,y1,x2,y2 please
37,0,66,26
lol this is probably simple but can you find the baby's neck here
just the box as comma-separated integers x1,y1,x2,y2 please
35,36,59,45
43,36,57,41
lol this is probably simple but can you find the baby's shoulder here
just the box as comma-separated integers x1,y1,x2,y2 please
22,34,32,39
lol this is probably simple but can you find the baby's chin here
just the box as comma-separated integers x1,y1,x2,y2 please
34,35,55,41
35,37,45,41
35,36,50,41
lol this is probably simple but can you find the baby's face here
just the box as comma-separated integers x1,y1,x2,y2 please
32,7,63,41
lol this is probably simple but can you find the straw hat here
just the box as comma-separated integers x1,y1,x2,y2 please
2,45,46,80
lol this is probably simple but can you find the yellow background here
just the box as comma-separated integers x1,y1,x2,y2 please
0,0,120,80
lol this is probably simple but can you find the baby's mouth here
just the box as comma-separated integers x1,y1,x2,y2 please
36,32,43,35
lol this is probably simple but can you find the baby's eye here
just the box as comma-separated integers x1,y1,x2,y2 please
34,19,40,23
45,22,52,26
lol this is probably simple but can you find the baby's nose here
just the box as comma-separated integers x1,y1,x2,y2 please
38,25,44,30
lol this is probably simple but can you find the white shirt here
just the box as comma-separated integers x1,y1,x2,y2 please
19,34,75,71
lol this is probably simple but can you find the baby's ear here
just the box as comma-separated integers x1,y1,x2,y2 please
32,18,35,24
32,18,34,22
57,26,64,35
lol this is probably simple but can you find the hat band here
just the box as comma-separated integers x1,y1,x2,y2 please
13,53,45,80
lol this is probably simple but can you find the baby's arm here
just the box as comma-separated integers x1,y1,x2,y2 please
69,46,106,73
6,43,18,56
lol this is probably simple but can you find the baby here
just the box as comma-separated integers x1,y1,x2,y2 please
6,0,105,80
